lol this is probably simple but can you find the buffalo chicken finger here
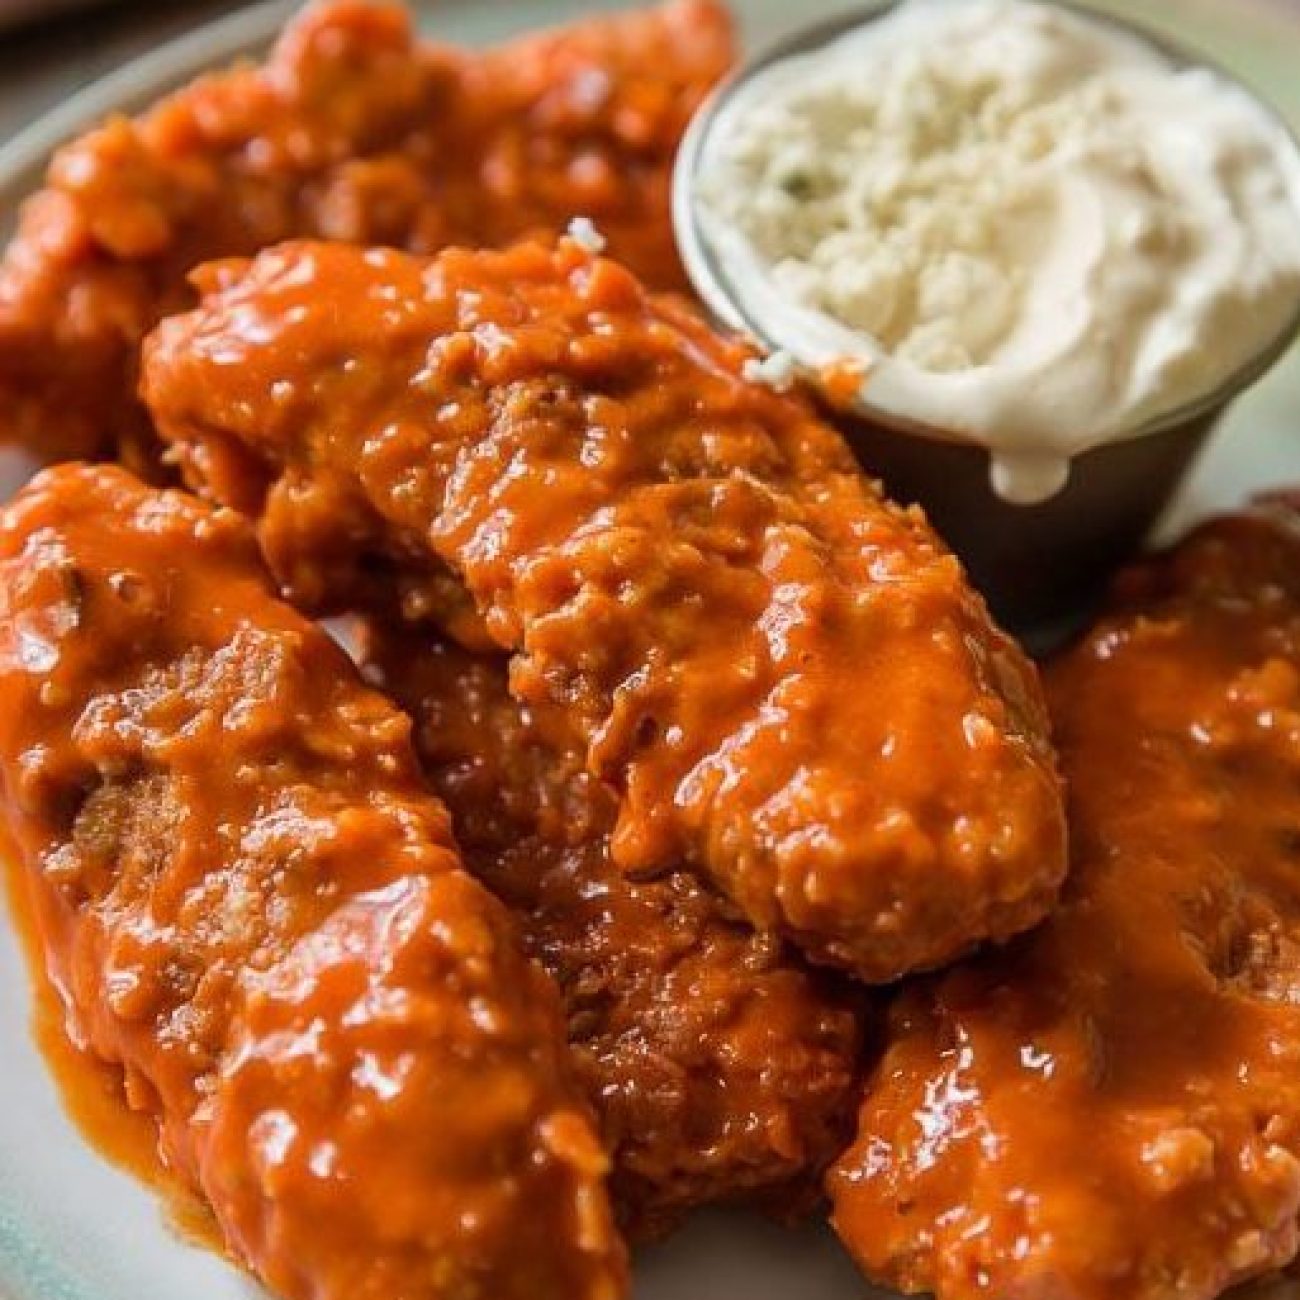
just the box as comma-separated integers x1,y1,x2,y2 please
143,238,1066,983
830,508,1300,1300
362,622,864,1238
0,0,733,470
0,464,625,1300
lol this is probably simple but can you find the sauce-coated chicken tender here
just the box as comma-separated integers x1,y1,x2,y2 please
0,464,625,1300
0,0,732,470
830,508,1300,1300
142,238,1066,982
362,622,864,1239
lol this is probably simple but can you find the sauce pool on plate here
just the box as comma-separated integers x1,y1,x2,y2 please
0,830,221,1252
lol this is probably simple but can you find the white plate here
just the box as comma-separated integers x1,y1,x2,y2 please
1,2,1300,1299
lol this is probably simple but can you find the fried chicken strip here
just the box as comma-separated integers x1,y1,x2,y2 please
830,507,1300,1300
0,0,732,470
0,464,625,1300
142,238,1066,982
361,621,864,1239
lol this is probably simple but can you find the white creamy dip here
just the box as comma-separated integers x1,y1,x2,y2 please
694,0,1300,503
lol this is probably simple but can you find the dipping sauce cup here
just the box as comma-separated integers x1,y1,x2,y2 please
673,1,1300,631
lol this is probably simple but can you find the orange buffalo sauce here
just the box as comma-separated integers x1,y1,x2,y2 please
830,508,1300,1300
145,237,1066,986
0,464,625,1300
0,829,220,1251
818,356,872,412
0,0,734,473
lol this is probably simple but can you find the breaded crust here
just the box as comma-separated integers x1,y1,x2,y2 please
0,0,733,469
142,238,1066,981
830,506,1300,1300
0,463,626,1300
363,621,864,1239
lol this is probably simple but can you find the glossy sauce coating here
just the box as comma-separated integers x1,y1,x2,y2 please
362,621,864,1239
830,509,1300,1300
0,0,732,470
142,237,1066,982
0,464,625,1300
0,827,219,1249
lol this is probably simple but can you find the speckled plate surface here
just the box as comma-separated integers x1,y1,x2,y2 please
0,2,1299,1299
